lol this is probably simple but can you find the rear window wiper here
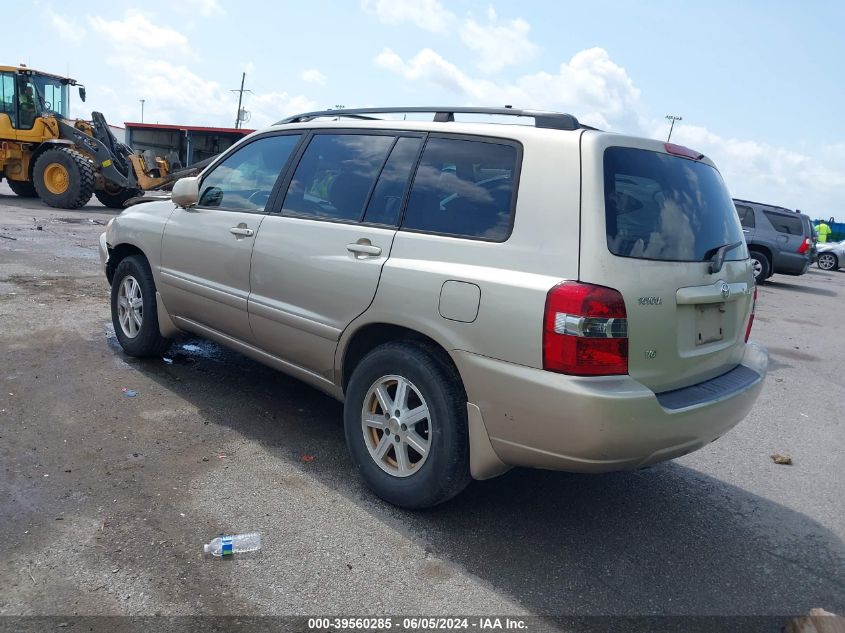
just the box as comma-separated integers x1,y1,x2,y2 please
707,240,743,274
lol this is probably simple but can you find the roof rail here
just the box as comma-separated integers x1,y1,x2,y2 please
276,106,582,131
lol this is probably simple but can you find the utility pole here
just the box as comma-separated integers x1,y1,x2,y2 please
140,99,145,123
666,114,682,141
231,73,252,129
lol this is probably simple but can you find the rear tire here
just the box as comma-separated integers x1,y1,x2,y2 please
817,252,839,271
96,187,142,209
33,147,95,209
7,180,38,198
750,251,771,283
344,341,471,509
110,255,171,357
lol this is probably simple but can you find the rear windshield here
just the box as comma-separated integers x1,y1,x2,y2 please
604,147,746,262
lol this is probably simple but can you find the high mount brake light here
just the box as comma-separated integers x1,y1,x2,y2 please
543,281,629,376
664,143,704,161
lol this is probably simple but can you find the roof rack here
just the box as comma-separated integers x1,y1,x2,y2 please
276,106,582,131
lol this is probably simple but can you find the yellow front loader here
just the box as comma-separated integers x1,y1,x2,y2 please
0,64,172,208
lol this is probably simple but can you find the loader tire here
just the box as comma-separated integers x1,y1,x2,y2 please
7,180,38,198
33,147,95,209
95,187,142,209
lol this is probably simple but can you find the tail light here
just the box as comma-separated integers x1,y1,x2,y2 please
543,281,628,375
797,238,811,254
745,285,757,342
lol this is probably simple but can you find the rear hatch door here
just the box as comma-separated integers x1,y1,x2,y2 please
579,135,755,393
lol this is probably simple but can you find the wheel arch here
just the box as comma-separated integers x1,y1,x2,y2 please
29,140,76,177
106,242,147,285
748,244,773,265
339,322,461,394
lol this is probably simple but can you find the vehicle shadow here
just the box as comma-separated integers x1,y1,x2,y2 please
125,337,845,618
762,280,838,297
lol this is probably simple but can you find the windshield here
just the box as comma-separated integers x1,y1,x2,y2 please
31,74,69,118
604,147,747,263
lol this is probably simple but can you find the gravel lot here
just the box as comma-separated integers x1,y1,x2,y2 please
0,181,843,629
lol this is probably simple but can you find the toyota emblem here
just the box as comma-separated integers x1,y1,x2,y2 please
720,281,730,300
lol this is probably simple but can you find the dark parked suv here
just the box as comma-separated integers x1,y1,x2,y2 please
734,199,813,282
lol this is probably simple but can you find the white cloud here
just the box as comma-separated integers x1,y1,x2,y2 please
660,123,845,218
104,56,314,128
376,46,640,129
48,12,85,43
361,0,456,33
460,7,538,72
178,0,225,17
89,13,192,57
301,69,327,85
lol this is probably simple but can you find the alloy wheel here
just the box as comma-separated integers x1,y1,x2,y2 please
361,375,432,477
117,275,143,338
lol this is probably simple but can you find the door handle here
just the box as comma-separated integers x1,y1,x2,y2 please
230,226,254,237
346,243,382,257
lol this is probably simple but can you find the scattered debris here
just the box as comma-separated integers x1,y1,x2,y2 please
302,455,316,463
0,234,17,240
202,457,209,462
92,219,107,225
162,357,174,365
771,453,793,465
121,388,138,398
204,532,262,557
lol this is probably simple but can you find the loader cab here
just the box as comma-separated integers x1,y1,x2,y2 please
0,66,73,133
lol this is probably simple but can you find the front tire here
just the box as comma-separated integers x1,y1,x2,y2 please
750,251,771,283
110,255,171,357
33,147,95,209
817,252,839,271
344,342,470,509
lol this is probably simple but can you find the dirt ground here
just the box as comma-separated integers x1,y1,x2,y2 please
0,181,843,630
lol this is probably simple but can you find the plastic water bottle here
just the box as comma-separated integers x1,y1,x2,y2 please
203,532,262,557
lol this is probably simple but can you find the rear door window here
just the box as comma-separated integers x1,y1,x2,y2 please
604,147,746,262
281,133,395,222
763,211,803,235
362,136,423,226
401,137,518,241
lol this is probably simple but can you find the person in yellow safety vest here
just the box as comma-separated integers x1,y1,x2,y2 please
816,219,832,243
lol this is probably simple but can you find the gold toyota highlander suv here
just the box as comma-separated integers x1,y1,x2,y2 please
99,106,768,508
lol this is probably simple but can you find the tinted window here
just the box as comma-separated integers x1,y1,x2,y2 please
735,204,755,228
604,147,746,262
282,134,394,222
199,134,301,211
402,138,517,241
763,211,803,235
363,137,422,226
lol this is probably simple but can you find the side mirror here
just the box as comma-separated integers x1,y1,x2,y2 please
78,86,86,103
172,177,199,208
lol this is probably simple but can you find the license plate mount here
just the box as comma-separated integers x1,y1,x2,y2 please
695,303,725,345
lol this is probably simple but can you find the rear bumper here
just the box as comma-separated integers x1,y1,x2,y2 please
773,252,811,275
453,342,768,473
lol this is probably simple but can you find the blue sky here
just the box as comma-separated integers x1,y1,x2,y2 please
4,0,844,218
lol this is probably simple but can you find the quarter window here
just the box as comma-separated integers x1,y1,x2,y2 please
198,134,301,212
402,137,517,241
763,211,802,235
0,72,15,127
282,134,395,222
